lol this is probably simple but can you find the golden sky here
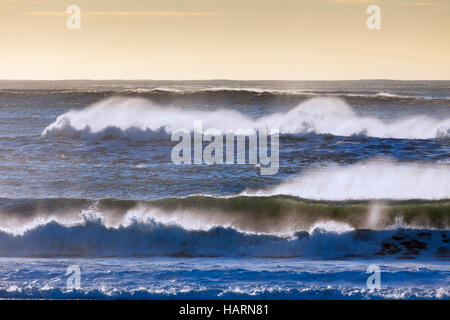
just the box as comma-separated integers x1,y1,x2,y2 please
0,0,449,80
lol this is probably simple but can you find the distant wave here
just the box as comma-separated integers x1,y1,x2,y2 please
4,87,450,101
116,87,450,101
42,97,450,140
244,160,450,201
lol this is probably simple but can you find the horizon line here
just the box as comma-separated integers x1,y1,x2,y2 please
1,78,449,82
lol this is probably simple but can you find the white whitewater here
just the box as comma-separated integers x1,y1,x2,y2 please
42,97,450,140
244,160,450,200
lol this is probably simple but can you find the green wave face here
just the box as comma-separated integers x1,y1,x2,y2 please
150,196,450,232
1,196,448,233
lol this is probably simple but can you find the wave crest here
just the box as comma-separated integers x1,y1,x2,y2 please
42,97,450,140
0,194,449,258
0,212,448,258
245,161,450,201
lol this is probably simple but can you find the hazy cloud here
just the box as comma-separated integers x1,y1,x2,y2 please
27,10,216,17
330,0,379,5
400,1,444,6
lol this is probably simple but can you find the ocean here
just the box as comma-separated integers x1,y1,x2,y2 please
0,80,448,299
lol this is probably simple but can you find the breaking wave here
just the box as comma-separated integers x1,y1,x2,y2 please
0,195,448,258
245,160,450,201
0,209,448,258
1,192,449,235
42,97,450,140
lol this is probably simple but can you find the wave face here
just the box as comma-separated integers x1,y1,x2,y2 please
42,97,450,140
245,161,450,201
0,211,448,259
0,213,448,259
1,195,449,234
0,196,448,258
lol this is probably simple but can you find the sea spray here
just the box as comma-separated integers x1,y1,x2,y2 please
42,97,450,140
244,160,450,200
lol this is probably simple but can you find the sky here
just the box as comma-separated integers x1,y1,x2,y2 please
0,0,449,80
